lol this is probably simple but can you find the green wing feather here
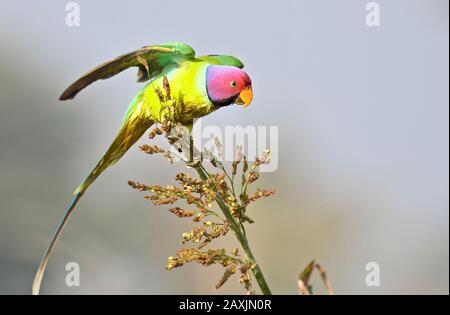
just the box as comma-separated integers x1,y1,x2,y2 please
59,42,195,100
197,55,244,68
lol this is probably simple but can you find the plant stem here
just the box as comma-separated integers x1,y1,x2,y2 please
194,165,272,295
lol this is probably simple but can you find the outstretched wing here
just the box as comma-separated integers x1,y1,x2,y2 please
59,42,195,100
197,55,244,68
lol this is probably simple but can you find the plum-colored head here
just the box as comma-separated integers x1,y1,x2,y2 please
206,65,253,107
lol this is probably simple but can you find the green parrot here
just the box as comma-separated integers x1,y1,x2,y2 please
32,42,253,294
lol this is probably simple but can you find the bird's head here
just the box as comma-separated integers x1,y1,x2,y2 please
206,65,253,107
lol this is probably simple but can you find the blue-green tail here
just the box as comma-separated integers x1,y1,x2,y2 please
32,112,153,294
32,192,84,295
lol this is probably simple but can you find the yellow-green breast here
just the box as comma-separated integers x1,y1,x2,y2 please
124,60,215,127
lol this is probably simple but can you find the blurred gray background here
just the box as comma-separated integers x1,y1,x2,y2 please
0,0,448,294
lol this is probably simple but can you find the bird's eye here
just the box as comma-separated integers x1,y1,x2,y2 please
230,81,237,88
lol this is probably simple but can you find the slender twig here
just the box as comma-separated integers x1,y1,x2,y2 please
150,80,273,294
315,263,334,295
194,164,272,295
298,260,334,295
217,161,237,196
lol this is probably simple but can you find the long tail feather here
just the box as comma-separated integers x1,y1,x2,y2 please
32,117,152,294
32,192,84,295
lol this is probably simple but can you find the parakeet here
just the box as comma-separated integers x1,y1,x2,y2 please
32,42,253,294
